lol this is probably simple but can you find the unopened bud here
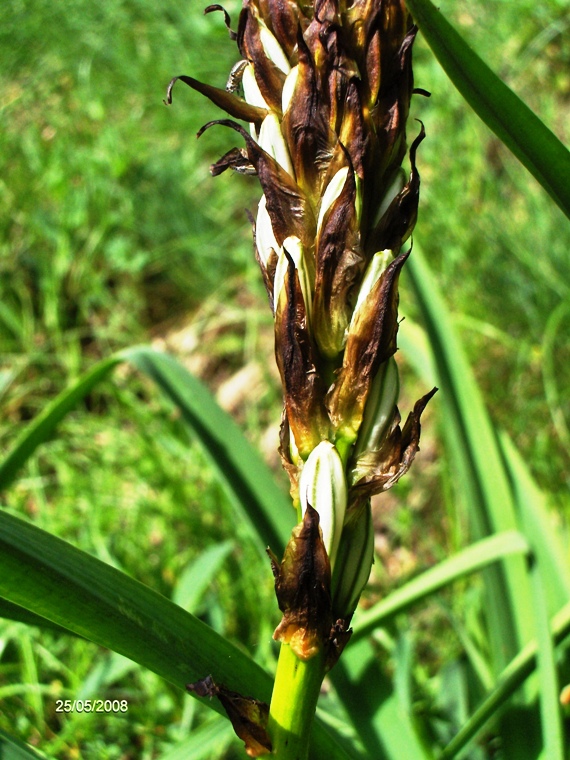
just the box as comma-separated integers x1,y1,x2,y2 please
349,249,394,331
353,357,399,458
258,112,294,176
299,442,347,568
273,236,313,322
255,194,278,268
331,501,374,619
258,21,290,75
316,167,349,235
242,63,268,111
281,65,299,113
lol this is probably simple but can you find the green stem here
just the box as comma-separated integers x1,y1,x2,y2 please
267,643,326,759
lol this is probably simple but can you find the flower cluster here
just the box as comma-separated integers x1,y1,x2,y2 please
168,0,435,664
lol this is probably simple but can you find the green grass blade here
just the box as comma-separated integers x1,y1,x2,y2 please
330,639,430,760
406,0,570,218
0,346,293,554
0,729,48,759
0,356,123,492
123,346,293,555
528,554,565,759
0,508,353,760
440,601,570,759
0,597,77,636
500,433,570,616
172,540,235,613
158,716,235,760
351,531,530,644
406,246,533,669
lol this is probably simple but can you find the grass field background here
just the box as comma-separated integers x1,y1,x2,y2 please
1,0,569,757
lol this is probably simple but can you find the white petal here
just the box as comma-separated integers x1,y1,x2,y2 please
316,167,349,235
242,63,269,110
255,195,278,268
259,23,290,74
299,441,347,568
258,113,294,176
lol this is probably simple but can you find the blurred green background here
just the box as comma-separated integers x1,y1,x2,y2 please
1,0,569,757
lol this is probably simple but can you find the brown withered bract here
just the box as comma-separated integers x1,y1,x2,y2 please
270,505,333,660
169,0,436,686
187,676,272,757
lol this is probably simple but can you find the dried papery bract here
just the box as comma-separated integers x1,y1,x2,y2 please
168,0,435,754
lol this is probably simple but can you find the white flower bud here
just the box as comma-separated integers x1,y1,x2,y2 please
273,236,313,323
255,195,279,268
282,65,299,113
353,357,399,458
258,22,291,74
316,167,349,235
299,441,347,568
331,502,374,617
242,63,269,110
258,113,294,176
348,249,394,333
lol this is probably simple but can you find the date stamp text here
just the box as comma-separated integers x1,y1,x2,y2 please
55,699,128,713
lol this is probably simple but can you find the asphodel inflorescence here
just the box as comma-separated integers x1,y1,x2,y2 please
168,1,435,755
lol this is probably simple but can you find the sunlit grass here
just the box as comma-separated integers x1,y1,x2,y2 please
1,0,569,756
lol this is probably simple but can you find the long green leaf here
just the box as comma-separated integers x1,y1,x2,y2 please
440,601,570,759
406,246,533,671
0,508,353,759
0,597,75,636
351,531,530,644
500,433,570,616
0,347,293,555
158,717,235,760
0,729,48,760
406,0,570,218
124,347,293,555
0,356,122,492
331,639,430,760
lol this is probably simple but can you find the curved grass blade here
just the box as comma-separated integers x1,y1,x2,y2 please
0,597,76,636
0,347,293,555
0,508,353,760
351,531,530,644
0,729,48,760
500,432,570,616
406,0,570,218
123,346,293,554
440,601,570,759
0,356,123,492
406,246,533,670
158,716,235,760
330,639,430,760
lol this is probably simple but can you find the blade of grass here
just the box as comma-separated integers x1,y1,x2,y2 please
406,245,533,671
0,347,293,554
158,716,235,760
172,540,234,613
528,555,565,759
500,433,570,616
440,601,570,759
123,347,293,555
0,729,48,759
330,639,430,760
406,0,570,218
0,355,123,492
0,508,354,760
351,531,530,644
0,597,77,636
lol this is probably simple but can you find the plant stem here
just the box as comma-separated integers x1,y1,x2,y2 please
267,643,326,759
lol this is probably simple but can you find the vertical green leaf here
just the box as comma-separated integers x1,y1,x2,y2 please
406,0,570,218
406,246,533,672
